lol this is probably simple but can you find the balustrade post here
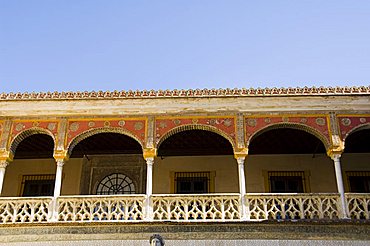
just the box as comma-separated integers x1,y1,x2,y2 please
331,154,349,219
145,157,154,221
236,156,247,220
0,160,9,196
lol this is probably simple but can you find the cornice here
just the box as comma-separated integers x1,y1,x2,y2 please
0,86,369,101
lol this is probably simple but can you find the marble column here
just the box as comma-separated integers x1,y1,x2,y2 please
0,160,9,196
145,157,154,221
237,157,247,220
331,154,349,219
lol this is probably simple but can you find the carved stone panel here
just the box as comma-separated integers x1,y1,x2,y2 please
79,154,146,195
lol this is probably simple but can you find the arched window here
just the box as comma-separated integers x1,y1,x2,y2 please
96,173,135,195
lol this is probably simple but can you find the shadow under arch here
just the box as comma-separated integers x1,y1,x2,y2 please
157,124,236,152
343,123,370,153
67,127,144,156
10,127,56,156
247,122,330,152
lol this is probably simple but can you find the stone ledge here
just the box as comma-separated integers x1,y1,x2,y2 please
0,221,369,243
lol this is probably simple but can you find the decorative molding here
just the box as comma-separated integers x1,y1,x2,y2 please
56,118,68,151
0,120,12,150
236,113,245,149
146,116,155,148
1,86,369,101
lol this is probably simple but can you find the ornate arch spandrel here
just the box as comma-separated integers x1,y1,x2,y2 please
8,120,59,155
245,115,331,150
337,115,370,141
155,116,237,150
65,118,146,155
9,127,56,156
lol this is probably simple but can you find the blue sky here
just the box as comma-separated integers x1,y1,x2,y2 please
0,1,369,92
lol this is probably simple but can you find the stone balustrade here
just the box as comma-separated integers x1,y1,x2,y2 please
57,195,146,222
0,193,369,224
152,194,241,221
0,197,52,223
346,193,370,220
245,193,342,220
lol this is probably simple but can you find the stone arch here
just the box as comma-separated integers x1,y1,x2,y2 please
157,124,236,151
342,123,370,142
67,127,144,156
10,127,56,156
247,122,330,151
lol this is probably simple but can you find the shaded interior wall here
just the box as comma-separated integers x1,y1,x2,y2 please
245,154,337,193
153,155,239,194
341,153,370,191
2,158,83,196
1,153,369,196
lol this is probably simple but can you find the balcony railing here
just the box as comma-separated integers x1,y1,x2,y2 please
0,193,369,224
245,193,341,220
152,194,240,221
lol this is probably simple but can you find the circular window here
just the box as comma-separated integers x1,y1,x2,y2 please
96,173,135,195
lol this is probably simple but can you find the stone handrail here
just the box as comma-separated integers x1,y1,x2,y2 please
0,196,52,224
57,195,146,222
346,193,370,220
152,193,241,221
245,193,342,220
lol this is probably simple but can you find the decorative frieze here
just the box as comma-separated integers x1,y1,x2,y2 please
65,118,146,151
245,115,331,147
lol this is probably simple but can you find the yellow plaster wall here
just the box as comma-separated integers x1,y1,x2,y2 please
2,158,83,197
153,155,239,194
341,153,370,191
245,154,337,193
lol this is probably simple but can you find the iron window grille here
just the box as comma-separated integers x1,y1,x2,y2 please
174,172,211,194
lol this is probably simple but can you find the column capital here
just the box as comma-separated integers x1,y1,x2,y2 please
56,159,65,167
0,160,9,168
0,150,13,162
143,148,157,160
234,148,248,160
53,150,69,162
327,147,343,160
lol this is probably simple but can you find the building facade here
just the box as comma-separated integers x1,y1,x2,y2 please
0,87,369,245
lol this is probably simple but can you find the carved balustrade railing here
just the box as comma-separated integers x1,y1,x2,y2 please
152,194,241,221
57,195,145,222
1,193,370,224
0,197,52,224
245,193,342,221
346,193,370,220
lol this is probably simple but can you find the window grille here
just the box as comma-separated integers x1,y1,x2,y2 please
346,171,370,193
96,173,135,195
268,171,305,193
20,174,56,197
175,172,211,194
